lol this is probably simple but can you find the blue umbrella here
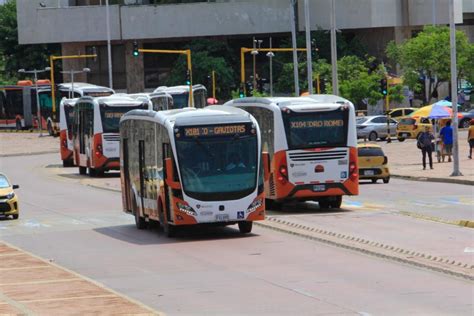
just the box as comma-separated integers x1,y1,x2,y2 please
433,100,461,108
428,104,452,119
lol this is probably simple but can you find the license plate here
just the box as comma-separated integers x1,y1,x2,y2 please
215,214,229,221
364,170,375,176
313,184,326,192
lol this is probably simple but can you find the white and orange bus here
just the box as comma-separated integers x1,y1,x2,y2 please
127,91,174,111
59,97,78,167
153,84,207,109
225,95,358,209
72,95,149,176
120,106,267,237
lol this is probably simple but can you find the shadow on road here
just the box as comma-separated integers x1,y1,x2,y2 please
266,201,353,216
94,222,257,245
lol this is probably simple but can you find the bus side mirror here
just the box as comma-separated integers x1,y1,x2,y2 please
164,158,181,189
262,152,270,182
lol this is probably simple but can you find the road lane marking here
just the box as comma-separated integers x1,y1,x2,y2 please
464,247,474,253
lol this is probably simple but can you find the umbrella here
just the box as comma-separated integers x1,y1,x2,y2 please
207,97,219,105
432,100,461,108
410,104,462,119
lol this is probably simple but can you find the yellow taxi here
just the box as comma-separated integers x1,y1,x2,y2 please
388,108,415,120
0,173,20,219
357,143,390,183
396,117,432,141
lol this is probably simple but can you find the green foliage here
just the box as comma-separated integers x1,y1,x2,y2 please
0,0,59,83
165,39,235,100
386,25,474,102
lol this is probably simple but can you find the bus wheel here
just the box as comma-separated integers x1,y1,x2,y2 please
88,168,97,177
238,221,253,234
133,197,147,230
329,196,342,209
79,166,87,175
47,122,53,136
15,120,21,131
319,199,330,210
266,199,282,210
63,159,74,167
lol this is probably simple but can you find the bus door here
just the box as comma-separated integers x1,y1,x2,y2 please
122,138,132,212
162,142,173,223
138,140,146,215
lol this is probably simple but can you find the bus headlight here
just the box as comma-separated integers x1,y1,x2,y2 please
247,198,263,213
6,192,15,200
177,202,197,216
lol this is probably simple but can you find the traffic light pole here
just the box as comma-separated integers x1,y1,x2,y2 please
240,47,306,95
386,94,391,143
49,54,97,134
139,49,193,107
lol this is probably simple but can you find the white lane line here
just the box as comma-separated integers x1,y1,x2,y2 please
464,247,474,253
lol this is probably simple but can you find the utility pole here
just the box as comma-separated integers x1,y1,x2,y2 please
330,0,339,95
105,0,113,89
449,0,462,176
290,0,299,96
304,0,313,94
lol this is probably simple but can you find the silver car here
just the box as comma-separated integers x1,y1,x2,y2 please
356,115,398,141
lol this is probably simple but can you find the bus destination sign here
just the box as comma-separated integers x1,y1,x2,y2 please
290,119,344,129
182,124,247,137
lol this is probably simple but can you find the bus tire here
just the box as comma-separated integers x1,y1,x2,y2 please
238,221,253,234
88,167,97,177
79,166,87,175
319,198,330,210
15,120,21,131
133,197,147,230
329,196,342,209
62,159,74,167
47,121,53,136
266,199,282,210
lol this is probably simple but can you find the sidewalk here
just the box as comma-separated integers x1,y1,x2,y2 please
375,130,474,185
0,132,59,157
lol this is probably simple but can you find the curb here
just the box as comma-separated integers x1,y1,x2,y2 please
391,174,474,186
255,217,473,281
0,150,57,158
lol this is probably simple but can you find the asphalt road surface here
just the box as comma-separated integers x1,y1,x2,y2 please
0,153,472,315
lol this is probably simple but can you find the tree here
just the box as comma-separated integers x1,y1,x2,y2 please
0,0,59,83
165,39,236,100
386,25,474,103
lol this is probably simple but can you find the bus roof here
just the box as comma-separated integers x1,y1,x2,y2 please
153,84,206,94
226,95,354,112
58,82,115,93
122,105,253,127
79,95,144,107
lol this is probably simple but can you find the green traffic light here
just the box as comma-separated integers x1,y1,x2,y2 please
133,51,139,57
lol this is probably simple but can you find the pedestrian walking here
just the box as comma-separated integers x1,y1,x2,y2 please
468,119,474,159
408,90,414,107
417,126,435,170
439,120,453,162
458,90,466,109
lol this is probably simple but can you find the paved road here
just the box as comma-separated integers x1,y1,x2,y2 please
0,154,472,315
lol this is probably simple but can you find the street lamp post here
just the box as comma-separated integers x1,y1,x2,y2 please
105,0,113,89
266,37,275,97
251,38,263,95
18,67,51,137
60,68,91,98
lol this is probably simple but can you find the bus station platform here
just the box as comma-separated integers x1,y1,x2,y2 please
0,242,159,315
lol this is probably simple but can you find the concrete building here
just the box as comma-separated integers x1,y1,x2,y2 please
16,0,473,93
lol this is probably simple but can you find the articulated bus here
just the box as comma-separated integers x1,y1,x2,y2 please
72,95,149,176
120,106,267,237
225,95,358,209
153,84,207,109
0,80,51,130
59,98,78,167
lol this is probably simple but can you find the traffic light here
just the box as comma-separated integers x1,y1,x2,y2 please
185,69,191,85
380,78,388,96
132,41,139,57
239,84,245,98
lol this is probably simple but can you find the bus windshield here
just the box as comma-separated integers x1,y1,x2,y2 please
171,94,188,109
175,124,258,201
282,109,348,149
100,105,145,133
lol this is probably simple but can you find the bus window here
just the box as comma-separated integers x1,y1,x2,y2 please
100,105,146,133
282,110,348,149
171,94,188,109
